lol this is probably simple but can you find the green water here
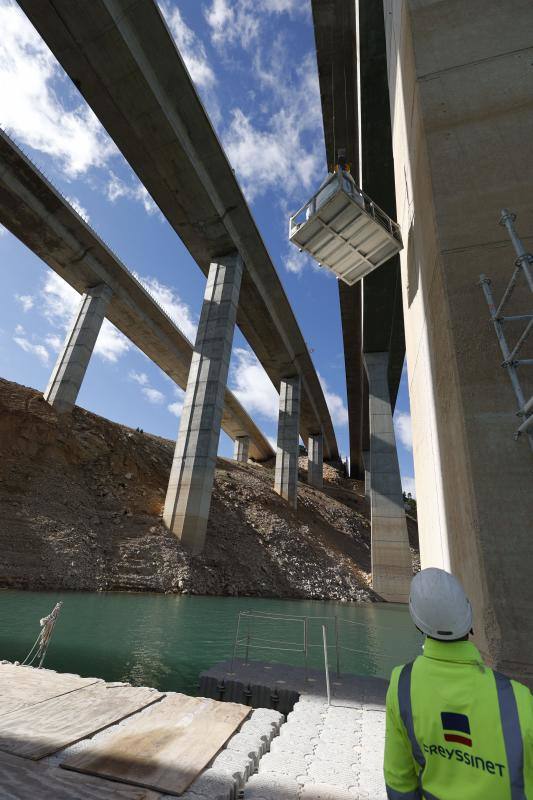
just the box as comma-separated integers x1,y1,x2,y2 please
0,591,423,694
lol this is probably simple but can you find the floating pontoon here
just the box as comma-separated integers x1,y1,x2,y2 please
289,169,403,285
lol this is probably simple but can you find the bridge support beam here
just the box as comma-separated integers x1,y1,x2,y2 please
233,435,250,463
163,253,243,554
274,376,301,508
44,283,112,414
364,352,412,602
307,432,323,489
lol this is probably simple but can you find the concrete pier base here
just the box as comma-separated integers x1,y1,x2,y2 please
274,376,301,508
163,253,243,554
44,284,112,414
364,353,412,603
233,436,250,463
307,433,323,489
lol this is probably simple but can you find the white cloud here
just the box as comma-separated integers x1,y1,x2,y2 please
142,386,165,405
263,0,306,12
230,347,278,421
0,1,115,176
204,0,307,50
15,294,34,312
402,476,416,498
168,384,185,417
40,272,130,363
318,373,348,427
168,400,183,417
134,273,197,342
394,411,413,451
13,333,49,365
129,370,149,387
44,333,62,352
65,195,90,224
106,172,159,216
222,52,323,203
204,0,259,50
159,1,216,89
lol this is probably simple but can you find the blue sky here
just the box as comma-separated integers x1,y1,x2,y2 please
0,0,415,495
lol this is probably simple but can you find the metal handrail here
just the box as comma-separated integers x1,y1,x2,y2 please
229,609,412,680
289,170,402,244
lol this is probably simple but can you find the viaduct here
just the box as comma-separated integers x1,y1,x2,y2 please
11,0,531,686
14,0,415,603
7,0,344,561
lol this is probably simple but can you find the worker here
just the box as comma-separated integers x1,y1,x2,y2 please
384,567,533,799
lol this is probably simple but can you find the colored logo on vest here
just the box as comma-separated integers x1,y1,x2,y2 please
441,712,472,747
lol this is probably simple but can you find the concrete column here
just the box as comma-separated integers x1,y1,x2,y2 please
44,283,112,414
274,376,301,508
233,435,250,463
362,450,371,497
364,352,412,603
307,433,323,489
163,253,243,554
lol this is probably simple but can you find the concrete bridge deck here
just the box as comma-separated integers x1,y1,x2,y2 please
17,0,340,462
0,128,274,462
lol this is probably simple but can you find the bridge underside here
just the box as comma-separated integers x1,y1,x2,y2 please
311,0,405,478
17,0,339,463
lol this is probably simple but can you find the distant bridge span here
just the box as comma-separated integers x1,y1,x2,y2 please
0,129,274,462
17,0,340,463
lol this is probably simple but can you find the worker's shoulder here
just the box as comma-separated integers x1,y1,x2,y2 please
387,657,421,694
509,675,533,707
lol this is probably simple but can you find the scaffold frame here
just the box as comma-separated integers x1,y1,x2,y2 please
479,209,533,452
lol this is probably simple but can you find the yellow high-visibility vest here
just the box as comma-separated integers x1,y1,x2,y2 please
384,638,533,799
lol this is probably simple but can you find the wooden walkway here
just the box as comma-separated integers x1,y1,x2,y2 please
0,662,250,798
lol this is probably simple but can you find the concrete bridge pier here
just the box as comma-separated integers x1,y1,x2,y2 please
307,432,323,489
363,450,371,497
364,352,412,603
44,283,112,414
274,376,301,508
233,435,250,463
163,253,244,554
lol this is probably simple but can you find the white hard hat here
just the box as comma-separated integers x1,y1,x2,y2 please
409,568,473,640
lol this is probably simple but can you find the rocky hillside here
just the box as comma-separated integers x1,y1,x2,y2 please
0,378,418,601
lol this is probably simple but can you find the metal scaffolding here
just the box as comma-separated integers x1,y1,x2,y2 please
480,209,533,452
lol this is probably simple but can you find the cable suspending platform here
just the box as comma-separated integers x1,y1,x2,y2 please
480,209,533,451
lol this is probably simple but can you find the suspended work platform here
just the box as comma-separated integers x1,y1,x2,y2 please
289,170,403,285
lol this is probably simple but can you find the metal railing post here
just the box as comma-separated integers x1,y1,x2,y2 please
230,612,242,673
322,625,331,706
334,616,340,678
245,631,250,665
304,617,309,682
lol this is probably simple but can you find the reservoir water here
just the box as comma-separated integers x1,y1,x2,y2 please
0,591,422,694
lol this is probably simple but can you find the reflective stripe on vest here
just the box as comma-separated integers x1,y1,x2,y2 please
494,671,526,800
397,662,526,800
398,662,426,770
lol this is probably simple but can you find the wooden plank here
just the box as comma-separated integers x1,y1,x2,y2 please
0,683,163,760
0,750,159,800
63,693,250,796
0,664,100,716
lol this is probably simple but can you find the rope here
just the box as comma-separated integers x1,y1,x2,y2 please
21,602,63,669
